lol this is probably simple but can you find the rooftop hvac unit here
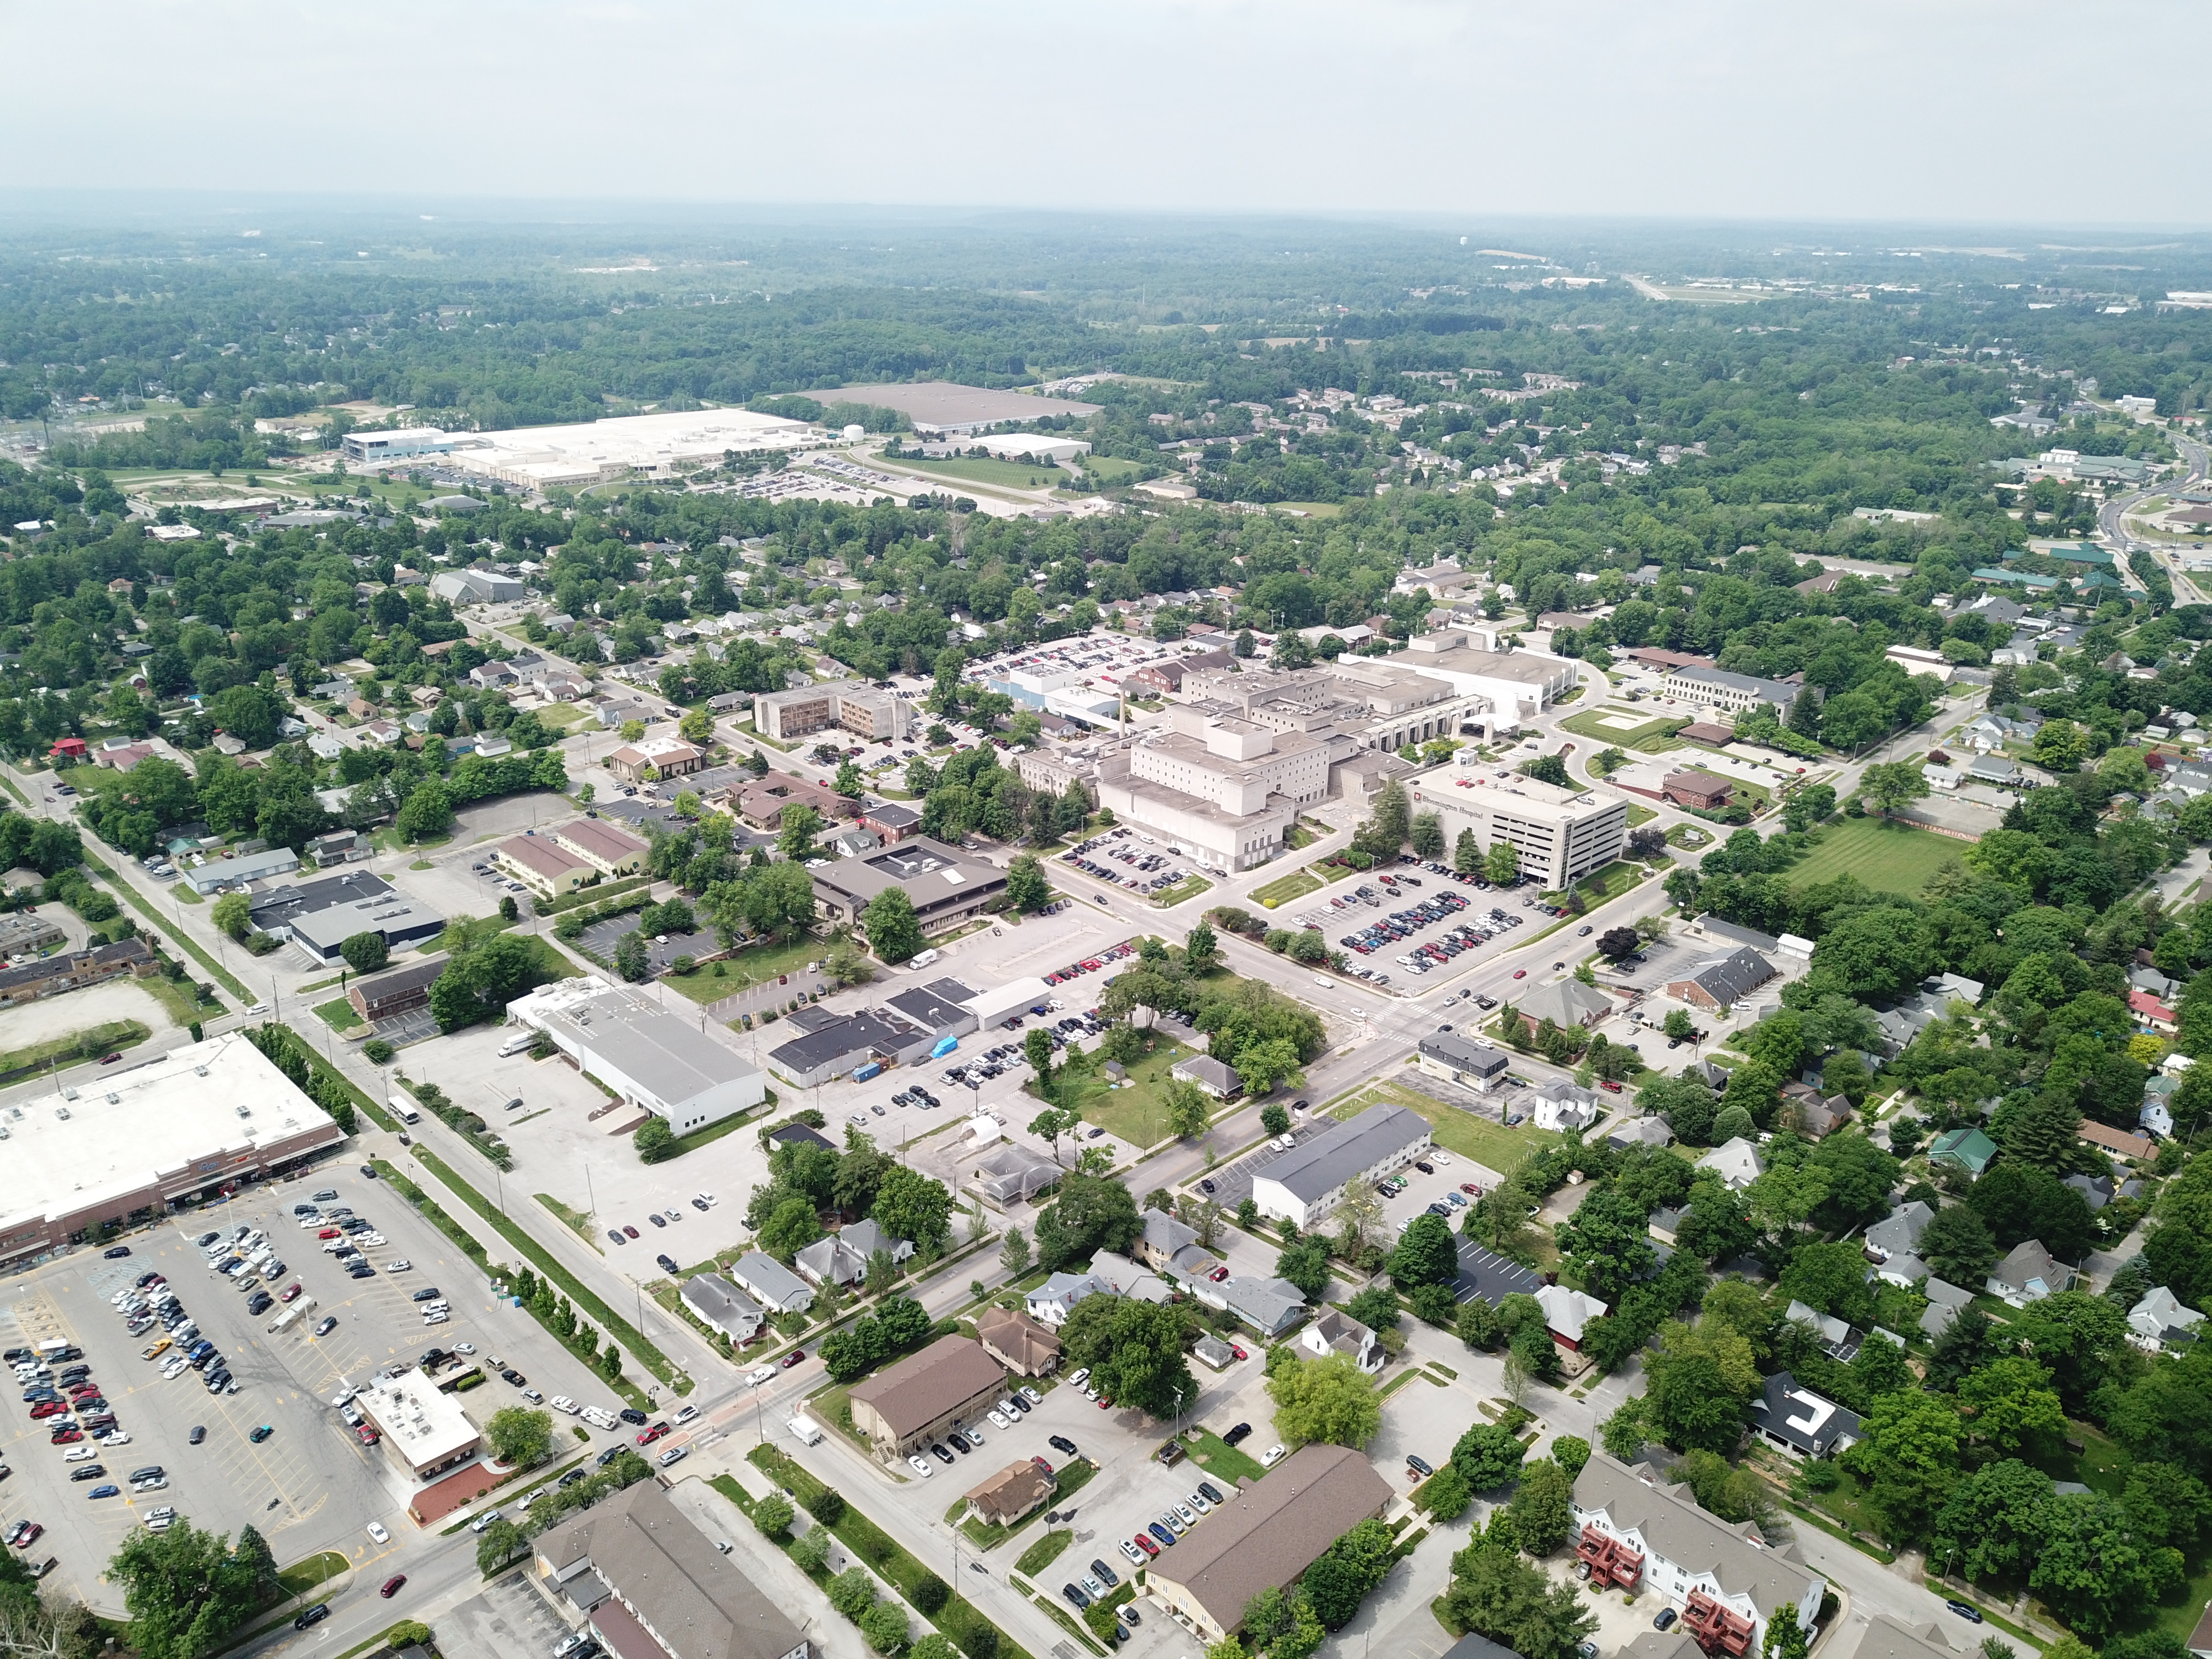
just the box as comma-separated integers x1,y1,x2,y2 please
55,1106,69,1120
106,1093,119,1105
62,1088,77,1102
0,1126,10,1139
236,1104,252,1117
194,1067,207,1077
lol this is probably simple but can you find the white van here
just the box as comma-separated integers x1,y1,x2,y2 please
389,1095,421,1126
908,948,940,970
787,1416,824,1446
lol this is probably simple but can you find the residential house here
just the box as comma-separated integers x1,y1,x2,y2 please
1863,1202,1932,1267
964,1460,1056,1528
1695,1137,1765,1192
1610,1117,1677,1152
973,1306,1061,1376
2079,1118,2156,1163
1298,1308,1381,1374
1919,1277,1975,1339
1135,1208,1220,1281
1749,1373,1863,1460
1874,1253,1932,1293
1171,1054,1243,1101
1536,1284,1608,1354
1778,1081,1851,1139
2128,1285,2205,1353
2130,989,2179,1035
792,1219,914,1288
728,1251,814,1316
1987,1240,2073,1307
1204,1275,1310,1339
1531,1077,1601,1133
1025,1272,1107,1328
1926,1127,1997,1178
1784,1301,1860,1362
680,1274,764,1344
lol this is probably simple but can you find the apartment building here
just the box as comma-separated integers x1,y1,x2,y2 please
753,680,910,744
1408,772,1627,889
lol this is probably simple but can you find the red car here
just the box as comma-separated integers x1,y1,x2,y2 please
622,1225,639,1239
379,1575,406,1599
1207,1266,1229,1283
1229,1345,1249,1362
279,1283,304,1302
48,1429,81,1445
1511,969,1527,979
1097,1396,1112,1410
1131,1533,1159,1559
1599,1079,1623,1093
781,1348,806,1368
355,1425,380,1446
9,1524,41,1551
635,1422,670,1447
28,1401,66,1420
317,1228,341,1239
1460,1183,1481,1196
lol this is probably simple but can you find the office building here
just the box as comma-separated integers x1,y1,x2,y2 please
0,1034,346,1272
341,427,454,463
554,817,649,878
348,955,449,1022
810,837,1009,938
1408,773,1627,890
494,834,599,899
1661,665,1806,719
509,979,766,1134
753,681,910,744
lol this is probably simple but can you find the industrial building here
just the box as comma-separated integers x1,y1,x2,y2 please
1248,1103,1432,1229
508,979,766,1134
1407,771,1627,890
341,426,455,463
356,1368,483,1483
182,844,299,895
810,837,1009,938
442,406,820,491
753,680,911,744
762,1008,932,1091
1144,1444,1394,1643
537,1482,810,1659
0,1034,347,1272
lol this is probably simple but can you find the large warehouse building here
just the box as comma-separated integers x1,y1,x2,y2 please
509,979,766,1134
0,1034,348,1272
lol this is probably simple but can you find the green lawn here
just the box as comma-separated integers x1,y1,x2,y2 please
1151,874,1213,907
1624,804,1658,827
1665,822,1714,849
875,452,1067,490
1183,1427,1268,1486
0,1018,152,1082
1334,1077,1555,1174
1559,709,1690,749
661,933,822,1002
1075,457,1148,484
1251,868,1323,909
312,997,364,1034
1015,1529,1074,1577
1058,1035,1204,1147
1785,817,1964,898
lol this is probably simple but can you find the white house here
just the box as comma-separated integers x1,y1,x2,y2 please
2128,1285,2204,1353
1531,1078,1601,1133
1695,1136,1766,1191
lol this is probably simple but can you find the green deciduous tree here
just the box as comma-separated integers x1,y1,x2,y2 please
1507,1458,1574,1555
1439,1531,1597,1659
1390,1211,1459,1290
1267,1351,1382,1448
1451,1422,1528,1492
634,1117,676,1162
1006,854,1050,913
487,1406,555,1467
107,1517,281,1659
862,887,924,964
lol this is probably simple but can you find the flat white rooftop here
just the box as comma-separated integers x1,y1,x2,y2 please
358,1367,481,1473
446,408,820,487
0,1033,342,1233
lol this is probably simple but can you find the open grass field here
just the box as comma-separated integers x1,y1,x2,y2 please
1251,867,1323,909
1329,1077,1553,1175
1058,1035,1203,1146
872,452,1066,490
661,932,820,1001
1785,817,1964,897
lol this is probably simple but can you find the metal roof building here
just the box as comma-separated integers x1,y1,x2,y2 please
509,979,765,1134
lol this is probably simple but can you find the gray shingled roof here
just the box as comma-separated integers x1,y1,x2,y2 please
1256,1103,1430,1203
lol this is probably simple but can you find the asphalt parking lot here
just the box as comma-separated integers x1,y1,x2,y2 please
0,1159,656,1610
439,1567,575,1659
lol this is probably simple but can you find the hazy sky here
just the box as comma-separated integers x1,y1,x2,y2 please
4,0,2200,225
